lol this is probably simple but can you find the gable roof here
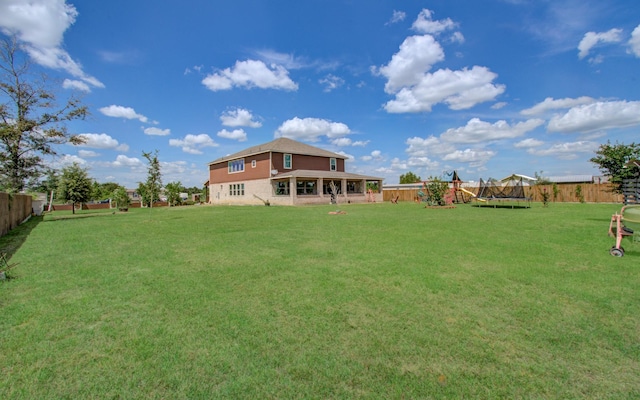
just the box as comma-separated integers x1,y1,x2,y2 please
208,137,347,165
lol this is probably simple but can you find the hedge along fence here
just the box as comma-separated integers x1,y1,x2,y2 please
0,192,33,238
383,183,625,204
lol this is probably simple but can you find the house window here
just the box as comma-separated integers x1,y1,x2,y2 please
296,180,317,195
228,159,244,173
330,158,337,171
251,160,256,168
284,153,292,169
274,181,290,196
229,183,245,196
347,181,363,194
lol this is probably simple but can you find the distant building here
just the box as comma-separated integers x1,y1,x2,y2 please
207,137,383,205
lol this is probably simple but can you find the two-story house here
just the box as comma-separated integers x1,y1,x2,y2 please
207,137,383,205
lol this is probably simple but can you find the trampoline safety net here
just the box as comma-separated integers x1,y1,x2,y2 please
476,178,526,199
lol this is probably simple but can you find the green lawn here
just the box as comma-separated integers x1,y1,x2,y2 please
1,203,638,398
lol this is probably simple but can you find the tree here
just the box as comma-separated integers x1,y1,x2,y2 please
141,150,162,207
137,182,152,208
91,181,121,201
590,141,640,193
425,176,449,206
57,163,92,214
165,181,183,206
111,186,130,211
30,169,59,194
0,37,88,193
399,171,421,184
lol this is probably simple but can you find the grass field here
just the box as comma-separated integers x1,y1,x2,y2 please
1,202,639,398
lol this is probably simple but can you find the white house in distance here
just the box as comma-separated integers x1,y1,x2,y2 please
207,137,383,205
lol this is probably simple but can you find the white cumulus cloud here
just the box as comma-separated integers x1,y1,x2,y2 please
217,129,247,142
578,28,623,59
220,108,262,128
547,100,640,133
275,117,351,142
408,156,439,169
514,138,544,148
78,150,99,158
62,79,91,92
0,0,104,89
442,149,496,167
440,118,544,144
202,60,298,91
629,24,640,57
169,134,218,154
77,133,129,151
57,154,86,166
411,9,457,35
384,66,505,113
521,96,596,115
387,10,406,25
331,138,352,147
99,105,149,123
375,34,445,93
527,141,598,160
405,136,455,157
144,127,170,136
319,74,345,92
376,10,504,114
112,155,143,168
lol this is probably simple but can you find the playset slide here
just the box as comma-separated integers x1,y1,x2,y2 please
459,187,485,201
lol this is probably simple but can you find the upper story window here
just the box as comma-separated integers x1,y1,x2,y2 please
284,153,292,169
330,158,337,171
228,159,244,173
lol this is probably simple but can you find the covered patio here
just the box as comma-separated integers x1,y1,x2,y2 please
270,170,383,205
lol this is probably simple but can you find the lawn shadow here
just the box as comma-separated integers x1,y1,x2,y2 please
0,215,43,260
43,210,119,222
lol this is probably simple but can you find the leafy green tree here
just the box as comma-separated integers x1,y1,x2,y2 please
590,141,640,193
0,37,88,193
57,163,92,214
184,186,201,195
141,150,162,208
91,181,120,201
111,187,130,210
30,169,59,194
137,182,152,207
425,177,449,206
165,181,183,206
399,171,421,184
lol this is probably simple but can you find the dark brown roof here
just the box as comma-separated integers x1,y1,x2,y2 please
208,137,347,165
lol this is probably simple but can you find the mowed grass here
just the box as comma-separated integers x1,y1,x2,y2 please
1,202,639,398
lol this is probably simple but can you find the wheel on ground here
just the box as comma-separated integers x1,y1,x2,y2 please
609,247,624,257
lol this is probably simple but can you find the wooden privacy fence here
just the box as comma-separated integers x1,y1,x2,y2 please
49,200,170,211
383,183,624,203
0,193,33,237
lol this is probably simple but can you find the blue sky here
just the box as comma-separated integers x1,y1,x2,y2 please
1,0,640,187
